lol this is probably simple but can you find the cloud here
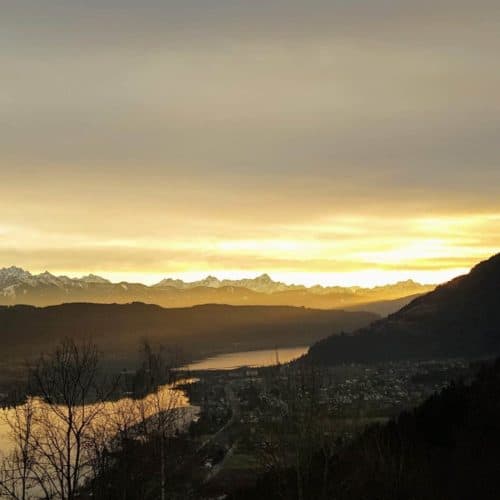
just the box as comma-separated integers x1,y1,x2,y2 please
0,1,499,282
1,214,498,284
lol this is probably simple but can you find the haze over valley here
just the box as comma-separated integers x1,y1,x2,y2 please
0,266,433,314
0,302,377,378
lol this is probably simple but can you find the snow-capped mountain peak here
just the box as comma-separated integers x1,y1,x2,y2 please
255,273,272,283
154,273,300,293
80,274,110,284
0,266,32,279
0,266,33,288
0,267,112,293
0,266,434,312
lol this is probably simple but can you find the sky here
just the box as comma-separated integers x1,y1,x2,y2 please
1,0,499,287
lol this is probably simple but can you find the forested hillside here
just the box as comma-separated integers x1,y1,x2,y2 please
308,253,500,364
233,357,500,499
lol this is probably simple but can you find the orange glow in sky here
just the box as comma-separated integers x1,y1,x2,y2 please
1,1,499,287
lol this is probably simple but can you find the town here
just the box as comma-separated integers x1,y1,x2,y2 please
180,357,472,496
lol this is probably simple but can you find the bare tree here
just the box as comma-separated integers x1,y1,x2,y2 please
0,397,38,500
27,339,109,500
135,341,185,500
0,339,191,500
84,341,188,500
257,363,334,500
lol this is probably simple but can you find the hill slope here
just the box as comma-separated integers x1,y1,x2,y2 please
234,358,500,500
308,253,500,364
0,303,377,367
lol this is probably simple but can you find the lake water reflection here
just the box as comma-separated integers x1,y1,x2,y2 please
0,380,198,456
181,345,309,371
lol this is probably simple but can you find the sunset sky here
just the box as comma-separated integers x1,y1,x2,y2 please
1,1,499,287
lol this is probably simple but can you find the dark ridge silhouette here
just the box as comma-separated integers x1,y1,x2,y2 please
307,253,500,364
0,302,377,367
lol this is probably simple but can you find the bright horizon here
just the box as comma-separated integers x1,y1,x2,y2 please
99,268,470,288
11,265,471,289
2,213,498,288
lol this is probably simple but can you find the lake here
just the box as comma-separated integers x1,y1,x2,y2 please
180,345,309,371
0,381,198,456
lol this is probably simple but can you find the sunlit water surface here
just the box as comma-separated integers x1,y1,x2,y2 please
180,345,309,371
0,381,198,456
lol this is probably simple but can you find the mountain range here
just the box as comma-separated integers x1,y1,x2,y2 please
1,253,498,386
0,267,434,314
307,252,500,364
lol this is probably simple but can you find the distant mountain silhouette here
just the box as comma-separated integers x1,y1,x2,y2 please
308,253,500,364
154,273,285,293
344,293,425,316
0,303,377,369
0,267,433,315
